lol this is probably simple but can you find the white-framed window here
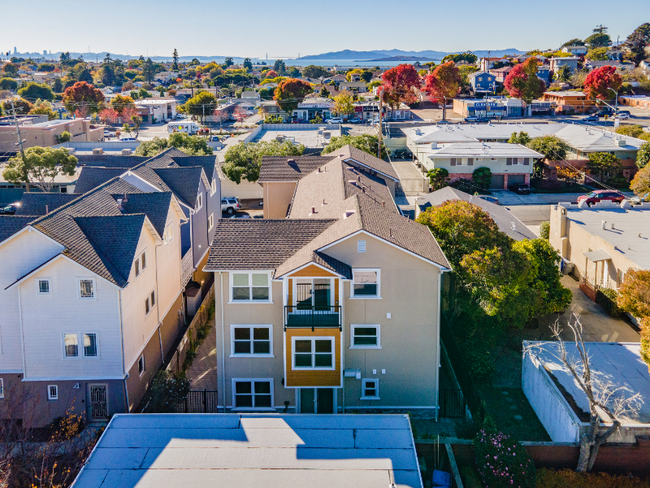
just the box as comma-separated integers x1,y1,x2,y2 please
48,385,58,401
196,193,203,211
64,333,79,358
36,278,51,295
230,271,271,302
357,240,366,253
351,269,380,298
78,278,95,300
350,324,381,349
83,333,98,358
208,213,214,231
145,290,156,316
211,178,217,196
361,379,379,400
163,225,173,245
138,354,146,376
0,378,4,399
135,251,146,277
232,379,273,409
292,337,335,370
231,325,273,357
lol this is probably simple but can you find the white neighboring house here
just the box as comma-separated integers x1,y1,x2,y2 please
561,45,588,55
135,99,177,123
0,180,187,428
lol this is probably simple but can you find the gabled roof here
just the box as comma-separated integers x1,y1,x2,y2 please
417,187,536,241
259,156,333,182
153,167,203,208
0,215,38,242
335,145,400,181
75,167,131,194
75,155,148,168
171,156,220,184
14,193,80,216
118,192,173,237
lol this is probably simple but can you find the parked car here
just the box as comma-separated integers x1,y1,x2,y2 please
326,118,343,124
436,120,452,125
594,107,613,116
349,117,362,124
221,197,241,215
103,130,114,137
617,113,630,120
120,137,137,141
0,204,17,215
577,190,625,206
209,135,220,142
582,115,599,122
630,193,650,205
509,184,532,195
464,116,489,123
479,195,499,204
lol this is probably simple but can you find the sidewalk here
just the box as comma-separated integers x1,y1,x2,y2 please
185,317,218,390
493,190,634,206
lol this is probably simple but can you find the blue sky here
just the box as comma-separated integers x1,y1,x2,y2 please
2,0,647,58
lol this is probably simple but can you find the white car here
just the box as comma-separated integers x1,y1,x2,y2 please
617,113,630,120
326,118,343,124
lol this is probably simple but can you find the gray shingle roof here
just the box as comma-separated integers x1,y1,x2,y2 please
172,156,219,184
417,187,536,241
334,145,400,181
75,155,148,168
75,167,130,194
206,219,337,272
0,215,38,242
118,192,173,238
153,167,203,208
259,156,333,182
14,193,81,216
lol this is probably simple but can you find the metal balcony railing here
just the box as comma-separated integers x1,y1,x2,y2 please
284,305,341,330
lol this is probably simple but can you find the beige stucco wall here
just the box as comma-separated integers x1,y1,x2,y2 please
263,182,297,219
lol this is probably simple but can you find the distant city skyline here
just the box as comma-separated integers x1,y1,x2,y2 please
3,0,646,59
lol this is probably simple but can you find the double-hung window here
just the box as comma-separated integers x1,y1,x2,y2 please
64,333,78,357
83,333,98,357
231,272,270,302
233,379,273,409
350,325,381,349
145,290,156,316
292,337,335,370
78,278,95,300
351,269,380,298
361,379,379,400
231,325,272,356
48,385,58,401
196,193,203,211
64,333,98,358
36,278,51,295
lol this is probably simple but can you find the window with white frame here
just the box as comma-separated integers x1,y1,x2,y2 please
36,278,51,295
211,178,217,196
83,333,98,357
48,385,58,401
138,354,146,376
163,225,173,244
231,325,272,356
64,333,78,357
78,278,95,299
292,337,335,370
361,379,379,400
351,269,380,298
0,378,4,399
233,379,273,409
196,193,203,211
208,213,214,231
135,251,146,277
350,325,381,348
231,272,270,302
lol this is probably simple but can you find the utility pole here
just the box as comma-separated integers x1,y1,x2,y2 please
377,90,384,159
10,100,30,192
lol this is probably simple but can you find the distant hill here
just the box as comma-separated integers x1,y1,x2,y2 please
300,48,525,61
364,56,437,62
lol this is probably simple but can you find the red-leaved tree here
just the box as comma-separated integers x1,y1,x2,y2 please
265,70,278,79
424,61,461,120
98,108,119,125
504,58,546,109
273,78,313,117
583,65,623,101
380,64,421,108
62,81,105,115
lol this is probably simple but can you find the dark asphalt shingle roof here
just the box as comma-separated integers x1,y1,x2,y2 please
172,156,219,184
75,167,130,194
15,193,81,216
75,155,148,168
337,145,400,181
259,156,333,182
153,167,203,208
0,215,38,242
118,192,173,238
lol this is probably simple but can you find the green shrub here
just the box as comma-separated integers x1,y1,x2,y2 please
540,221,550,240
596,288,622,318
536,468,650,488
474,430,536,488
472,167,492,190
146,371,190,412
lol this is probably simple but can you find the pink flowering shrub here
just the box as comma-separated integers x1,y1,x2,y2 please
474,430,535,488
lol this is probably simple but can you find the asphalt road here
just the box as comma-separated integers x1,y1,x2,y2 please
506,204,552,225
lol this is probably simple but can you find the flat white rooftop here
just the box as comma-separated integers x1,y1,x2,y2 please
72,413,422,488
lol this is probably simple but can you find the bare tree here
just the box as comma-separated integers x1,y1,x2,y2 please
527,314,643,472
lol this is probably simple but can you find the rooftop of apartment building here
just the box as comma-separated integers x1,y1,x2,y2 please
558,201,650,269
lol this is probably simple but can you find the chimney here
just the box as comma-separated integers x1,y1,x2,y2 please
357,175,361,182
601,220,607,230
362,187,366,194
123,193,128,204
322,199,326,205
611,222,616,230
311,206,316,214
318,167,322,173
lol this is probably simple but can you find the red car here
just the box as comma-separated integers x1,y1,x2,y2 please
577,190,625,206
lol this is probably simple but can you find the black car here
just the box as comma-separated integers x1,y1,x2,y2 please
583,114,599,122
0,204,17,215
509,184,532,195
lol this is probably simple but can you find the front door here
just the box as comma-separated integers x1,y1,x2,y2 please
299,388,335,414
88,384,109,421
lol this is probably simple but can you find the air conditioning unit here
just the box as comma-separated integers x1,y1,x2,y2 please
92,148,103,155
430,142,438,150
121,149,132,156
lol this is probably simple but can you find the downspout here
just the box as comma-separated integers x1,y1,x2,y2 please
155,243,164,363
17,286,27,379
220,272,226,412
118,289,130,412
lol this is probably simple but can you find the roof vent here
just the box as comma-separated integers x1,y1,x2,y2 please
121,149,132,156
611,222,616,230
601,220,607,230
92,148,103,155
322,199,326,205
430,142,438,150
344,210,355,219
287,158,295,164
382,201,386,208
311,206,316,215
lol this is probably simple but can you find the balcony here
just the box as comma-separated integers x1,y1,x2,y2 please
284,306,341,331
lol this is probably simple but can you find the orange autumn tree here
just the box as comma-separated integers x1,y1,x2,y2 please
424,61,461,121
62,81,104,115
273,78,312,117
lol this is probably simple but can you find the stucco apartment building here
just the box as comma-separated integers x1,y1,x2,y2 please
541,91,595,114
205,146,451,415
549,201,650,291
621,95,650,110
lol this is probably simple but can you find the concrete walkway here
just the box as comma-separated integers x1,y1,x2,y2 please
185,317,218,390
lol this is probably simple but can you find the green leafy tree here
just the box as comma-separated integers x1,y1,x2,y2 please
623,23,650,65
322,134,388,159
2,62,18,76
526,135,570,161
77,68,93,84
29,99,58,120
2,146,77,192
185,91,218,121
615,124,650,141
17,82,55,100
52,77,63,93
243,58,253,70
223,57,234,68
0,78,18,91
554,64,572,82
172,48,179,71
273,59,286,75
585,25,612,47
318,86,330,98
472,167,492,190
636,142,650,169
223,140,305,183
427,168,450,190
631,165,650,196
508,131,531,146
586,152,622,180
586,47,609,61
441,51,478,64
134,133,214,157
560,38,585,47
57,131,71,143
142,58,155,84
1,98,33,114
273,78,312,117
302,65,329,79
332,90,354,118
